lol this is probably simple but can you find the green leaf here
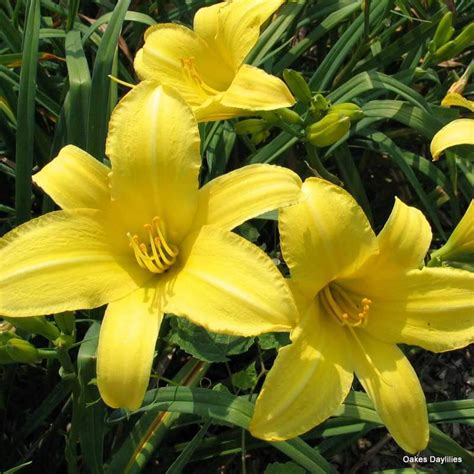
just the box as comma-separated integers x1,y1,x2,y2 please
258,332,290,350
231,362,257,391
265,461,306,474
167,317,254,363
109,387,335,474
15,0,40,224
86,0,131,160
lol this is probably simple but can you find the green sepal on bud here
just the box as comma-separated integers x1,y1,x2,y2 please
432,23,474,63
276,108,303,125
53,334,75,349
4,338,39,364
283,69,312,105
306,113,351,148
3,316,60,341
235,119,271,145
311,94,330,113
429,12,454,52
235,119,268,135
329,103,364,122
54,311,76,336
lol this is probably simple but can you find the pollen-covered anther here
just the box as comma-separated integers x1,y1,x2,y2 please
320,285,371,328
127,217,178,274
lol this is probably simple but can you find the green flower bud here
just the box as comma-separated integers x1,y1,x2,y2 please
54,312,76,336
250,129,271,145
283,69,312,105
432,23,474,62
306,113,351,148
235,119,268,135
5,338,39,364
329,103,364,122
277,108,303,125
311,94,330,113
433,12,454,49
53,334,75,349
3,316,60,341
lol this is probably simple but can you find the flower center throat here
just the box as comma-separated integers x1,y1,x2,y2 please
127,217,178,274
320,283,371,327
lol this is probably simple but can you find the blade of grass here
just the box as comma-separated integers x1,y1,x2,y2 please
86,0,131,160
15,0,40,224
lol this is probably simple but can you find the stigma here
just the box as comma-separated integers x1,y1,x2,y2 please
127,217,178,274
320,283,371,327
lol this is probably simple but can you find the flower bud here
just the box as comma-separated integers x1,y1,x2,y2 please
329,103,364,122
306,113,351,148
432,12,454,49
235,119,268,135
283,69,312,105
311,94,329,113
430,200,474,265
277,108,303,125
3,316,60,341
5,338,39,364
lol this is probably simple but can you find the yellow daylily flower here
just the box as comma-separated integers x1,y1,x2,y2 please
0,81,301,410
250,178,474,453
430,118,474,160
134,0,294,122
430,200,474,264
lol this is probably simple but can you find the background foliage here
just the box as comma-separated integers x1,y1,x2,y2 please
0,0,473,472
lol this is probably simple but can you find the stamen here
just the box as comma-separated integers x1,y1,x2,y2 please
127,218,178,274
320,284,371,327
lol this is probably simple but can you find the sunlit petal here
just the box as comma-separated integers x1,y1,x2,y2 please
33,145,110,210
431,119,474,160
351,331,429,454
106,82,200,243
280,178,378,293
0,210,149,316
195,0,285,69
164,225,297,335
222,65,294,111
193,164,302,231
359,267,474,352
372,198,432,273
97,285,162,409
250,300,353,440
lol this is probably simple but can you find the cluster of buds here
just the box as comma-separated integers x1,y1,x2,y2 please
235,69,364,148
306,99,363,148
0,312,76,365
0,321,39,364
426,12,474,64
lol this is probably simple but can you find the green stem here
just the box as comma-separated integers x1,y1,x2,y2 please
304,143,342,185
56,347,82,474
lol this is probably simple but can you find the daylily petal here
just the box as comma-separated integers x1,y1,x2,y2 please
280,178,378,293
0,210,149,316
431,200,474,262
351,331,429,453
195,0,285,69
33,145,110,211
221,64,295,111
373,198,432,273
250,300,353,440
360,267,474,352
193,95,247,122
192,164,302,231
441,92,474,112
97,285,162,410
134,24,234,102
164,225,297,336
431,119,474,161
106,82,200,244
